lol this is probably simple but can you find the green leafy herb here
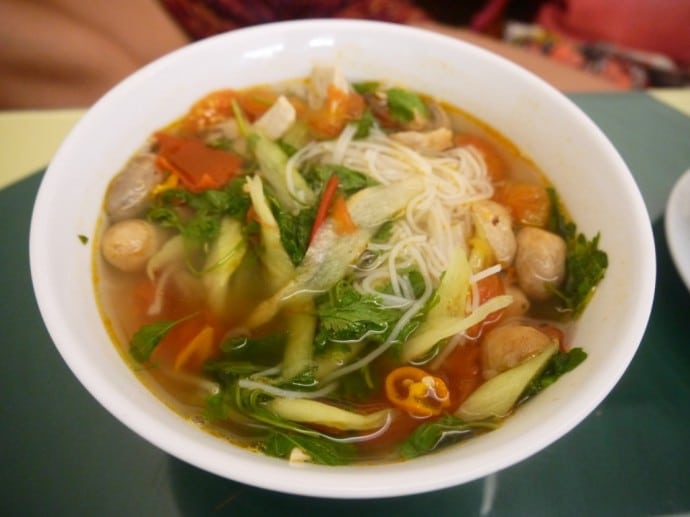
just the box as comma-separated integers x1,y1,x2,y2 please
204,334,287,381
352,81,381,95
386,88,429,123
303,163,378,195
207,137,234,151
148,177,251,247
547,188,608,317
520,347,587,402
277,140,299,157
209,383,357,465
129,316,191,363
77,234,89,245
399,414,498,459
371,219,394,243
337,365,376,401
354,108,375,139
263,430,356,465
271,201,316,266
314,279,401,349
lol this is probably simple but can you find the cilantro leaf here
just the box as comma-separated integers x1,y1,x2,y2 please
352,81,380,95
386,88,429,123
399,414,498,459
314,280,401,349
263,430,356,465
129,317,189,363
209,382,357,465
303,163,378,195
148,177,251,247
520,347,587,401
354,108,376,139
371,219,394,243
547,188,608,317
271,202,316,266
204,334,287,381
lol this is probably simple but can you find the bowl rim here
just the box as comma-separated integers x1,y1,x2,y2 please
29,18,656,498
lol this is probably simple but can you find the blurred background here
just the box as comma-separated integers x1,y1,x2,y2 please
1,0,688,109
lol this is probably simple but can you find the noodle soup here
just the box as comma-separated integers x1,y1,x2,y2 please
96,65,607,465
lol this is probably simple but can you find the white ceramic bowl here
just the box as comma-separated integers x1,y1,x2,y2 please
30,20,655,498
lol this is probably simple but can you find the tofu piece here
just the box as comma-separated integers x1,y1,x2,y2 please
253,95,296,140
307,65,350,109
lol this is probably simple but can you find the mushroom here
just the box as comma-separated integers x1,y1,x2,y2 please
515,227,567,301
480,324,553,379
502,285,531,319
101,219,163,273
105,152,163,222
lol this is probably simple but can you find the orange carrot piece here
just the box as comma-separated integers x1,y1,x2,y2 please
307,85,365,139
493,181,551,228
155,132,242,192
331,194,357,235
454,134,506,183
180,89,237,134
173,324,215,372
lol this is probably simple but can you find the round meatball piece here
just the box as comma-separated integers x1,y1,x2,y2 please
502,285,531,319
101,219,162,273
515,227,566,301
481,324,553,379
105,153,163,222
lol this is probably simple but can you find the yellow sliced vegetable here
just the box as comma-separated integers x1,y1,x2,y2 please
267,398,391,431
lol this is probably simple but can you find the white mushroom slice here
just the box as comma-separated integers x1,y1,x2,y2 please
390,127,453,152
253,95,296,140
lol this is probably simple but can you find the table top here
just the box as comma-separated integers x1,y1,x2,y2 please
2,91,690,516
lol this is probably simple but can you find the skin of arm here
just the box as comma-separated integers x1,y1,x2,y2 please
0,1,620,109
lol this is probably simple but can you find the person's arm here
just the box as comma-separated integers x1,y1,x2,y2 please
0,0,188,108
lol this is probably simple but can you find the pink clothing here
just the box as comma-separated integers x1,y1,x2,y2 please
536,0,690,65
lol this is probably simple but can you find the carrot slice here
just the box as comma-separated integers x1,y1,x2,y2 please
493,181,551,227
454,134,506,183
331,194,357,235
173,325,215,372
155,132,242,192
180,89,237,134
307,85,365,139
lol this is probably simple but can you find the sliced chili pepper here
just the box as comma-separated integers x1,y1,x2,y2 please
309,174,340,244
385,366,450,418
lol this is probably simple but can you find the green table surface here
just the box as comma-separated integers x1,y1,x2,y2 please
2,93,690,516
